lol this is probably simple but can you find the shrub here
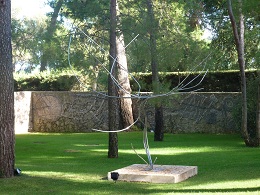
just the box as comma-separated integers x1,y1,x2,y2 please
14,69,79,91
131,70,259,92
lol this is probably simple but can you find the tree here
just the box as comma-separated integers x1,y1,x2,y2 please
108,0,119,158
0,0,15,178
12,18,47,72
146,0,164,141
202,0,260,70
12,8,69,73
40,0,64,71
115,2,134,131
227,0,259,146
256,79,260,145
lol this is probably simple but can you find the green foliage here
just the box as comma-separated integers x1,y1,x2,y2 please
11,0,259,74
119,0,211,73
11,16,70,72
13,68,260,93
12,18,47,71
202,0,260,70
130,125,142,132
14,68,108,92
14,69,78,91
131,70,259,92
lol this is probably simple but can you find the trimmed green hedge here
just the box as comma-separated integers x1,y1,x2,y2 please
131,70,259,92
14,70,78,91
14,69,259,92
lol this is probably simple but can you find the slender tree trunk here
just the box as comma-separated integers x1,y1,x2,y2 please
92,59,100,91
0,0,15,178
108,0,119,158
256,78,260,145
40,0,63,71
146,0,164,141
227,0,257,146
115,3,134,131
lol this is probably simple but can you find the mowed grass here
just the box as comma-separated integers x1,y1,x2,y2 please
1,132,260,195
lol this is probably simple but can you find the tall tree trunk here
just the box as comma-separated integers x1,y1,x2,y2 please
256,78,260,145
0,0,15,178
40,0,63,71
108,0,119,158
227,0,258,146
146,0,164,141
115,3,134,131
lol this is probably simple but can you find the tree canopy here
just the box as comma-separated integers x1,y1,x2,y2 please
11,0,259,79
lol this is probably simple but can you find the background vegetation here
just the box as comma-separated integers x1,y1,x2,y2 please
14,69,259,92
11,0,259,75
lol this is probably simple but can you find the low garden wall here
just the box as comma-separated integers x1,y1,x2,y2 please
14,91,241,134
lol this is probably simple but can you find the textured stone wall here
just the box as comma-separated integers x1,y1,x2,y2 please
14,92,241,134
32,92,108,132
160,93,240,133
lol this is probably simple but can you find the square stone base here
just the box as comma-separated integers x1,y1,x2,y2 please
108,164,198,183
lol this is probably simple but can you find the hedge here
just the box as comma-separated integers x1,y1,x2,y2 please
131,70,259,92
14,71,79,91
14,69,259,92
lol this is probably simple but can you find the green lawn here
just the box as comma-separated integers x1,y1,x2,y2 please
1,132,260,195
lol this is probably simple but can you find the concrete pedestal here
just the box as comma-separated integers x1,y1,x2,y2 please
108,164,198,183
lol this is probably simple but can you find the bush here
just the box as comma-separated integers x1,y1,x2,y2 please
14,68,109,92
131,70,259,92
14,70,79,91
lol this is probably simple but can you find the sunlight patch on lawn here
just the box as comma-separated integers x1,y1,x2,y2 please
116,147,227,155
74,144,103,147
31,155,75,160
185,179,260,190
156,191,260,195
89,146,230,157
146,179,260,195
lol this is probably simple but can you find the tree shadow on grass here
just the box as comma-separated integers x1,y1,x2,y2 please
2,173,259,195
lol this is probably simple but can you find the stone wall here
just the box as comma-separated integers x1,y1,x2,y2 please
161,93,240,133
14,91,241,134
15,91,33,134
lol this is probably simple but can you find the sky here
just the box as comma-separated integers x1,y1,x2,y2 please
11,0,52,19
